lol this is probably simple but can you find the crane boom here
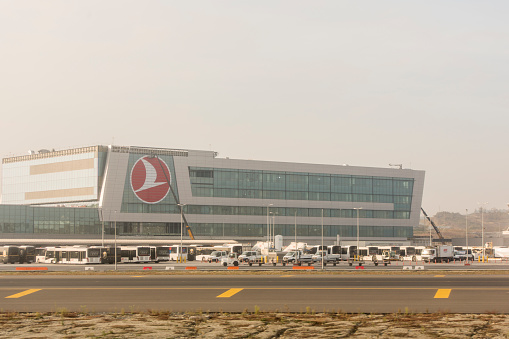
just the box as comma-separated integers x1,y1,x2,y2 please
155,156,195,240
421,208,444,240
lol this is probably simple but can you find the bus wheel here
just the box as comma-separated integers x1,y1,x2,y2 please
282,263,286,266
349,262,352,266
234,262,239,266
333,262,337,266
258,262,262,266
223,262,227,267
249,262,252,266
273,263,276,266
384,263,388,266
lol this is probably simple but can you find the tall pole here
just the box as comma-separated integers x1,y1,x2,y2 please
321,209,324,270
114,210,117,271
295,211,297,251
479,202,488,262
178,203,186,263
354,208,362,260
465,209,469,264
100,208,104,247
266,204,272,249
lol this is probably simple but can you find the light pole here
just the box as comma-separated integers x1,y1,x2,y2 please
266,204,273,249
353,208,362,260
321,208,324,270
99,207,104,247
479,202,488,262
114,210,117,271
465,209,469,265
178,203,186,263
294,211,297,251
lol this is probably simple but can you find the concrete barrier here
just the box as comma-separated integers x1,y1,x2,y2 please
292,266,314,270
403,266,413,270
85,267,94,271
165,266,175,270
227,266,239,270
185,266,197,270
143,267,152,270
355,266,365,270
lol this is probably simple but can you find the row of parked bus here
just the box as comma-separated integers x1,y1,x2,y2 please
1,245,197,264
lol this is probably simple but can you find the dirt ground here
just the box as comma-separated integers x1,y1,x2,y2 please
1,311,509,338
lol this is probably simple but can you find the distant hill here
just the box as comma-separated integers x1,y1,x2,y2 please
415,209,509,238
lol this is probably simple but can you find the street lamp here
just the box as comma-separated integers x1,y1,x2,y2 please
465,209,469,265
479,202,488,262
321,208,324,270
99,207,104,247
266,204,273,249
178,203,187,263
353,208,362,260
114,210,117,271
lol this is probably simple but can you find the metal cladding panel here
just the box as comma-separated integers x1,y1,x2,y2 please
99,150,129,221
1,150,99,205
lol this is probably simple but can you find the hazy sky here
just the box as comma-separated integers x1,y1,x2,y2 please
1,1,508,215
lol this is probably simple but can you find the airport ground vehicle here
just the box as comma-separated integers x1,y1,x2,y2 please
421,245,453,263
208,251,228,263
282,251,313,266
221,252,240,266
0,246,20,264
238,250,263,266
120,246,151,263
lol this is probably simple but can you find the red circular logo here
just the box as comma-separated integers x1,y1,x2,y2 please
130,156,171,204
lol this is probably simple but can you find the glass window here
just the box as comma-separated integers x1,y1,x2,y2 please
351,177,372,194
263,172,286,190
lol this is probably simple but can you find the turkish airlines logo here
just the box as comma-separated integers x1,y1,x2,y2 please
130,156,171,204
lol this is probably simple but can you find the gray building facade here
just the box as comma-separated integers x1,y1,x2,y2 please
1,145,425,242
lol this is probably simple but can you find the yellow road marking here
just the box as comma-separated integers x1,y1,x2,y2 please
280,275,294,277
5,289,41,299
434,289,451,298
0,287,503,291
434,275,445,277
131,276,144,278
216,288,243,298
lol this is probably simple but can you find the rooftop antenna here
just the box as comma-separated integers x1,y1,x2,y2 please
389,164,402,169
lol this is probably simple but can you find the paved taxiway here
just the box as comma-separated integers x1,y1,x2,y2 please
1,274,509,313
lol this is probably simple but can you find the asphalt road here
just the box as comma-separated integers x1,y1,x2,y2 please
1,274,509,313
1,260,508,272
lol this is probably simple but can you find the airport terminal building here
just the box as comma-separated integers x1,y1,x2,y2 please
0,145,425,243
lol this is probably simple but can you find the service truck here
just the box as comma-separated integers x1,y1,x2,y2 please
282,250,313,266
421,245,453,263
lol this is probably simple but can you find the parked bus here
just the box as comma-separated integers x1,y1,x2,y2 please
19,245,36,264
120,246,151,263
150,246,170,263
0,246,20,264
44,246,102,264
35,247,46,263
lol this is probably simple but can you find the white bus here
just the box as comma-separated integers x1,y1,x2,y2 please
120,246,151,263
44,246,102,264
150,246,170,263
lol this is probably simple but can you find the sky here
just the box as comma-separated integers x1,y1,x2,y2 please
1,1,508,215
